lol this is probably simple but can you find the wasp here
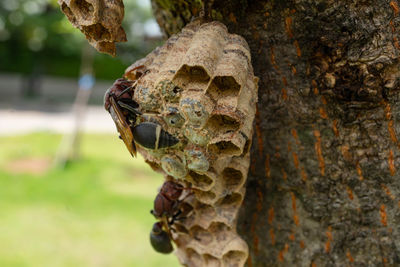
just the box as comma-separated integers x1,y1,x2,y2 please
150,181,191,254
104,66,179,156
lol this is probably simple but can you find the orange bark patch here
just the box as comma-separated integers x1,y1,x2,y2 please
398,200,400,209
289,233,295,241
282,88,288,100
278,243,289,262
325,226,333,253
311,80,319,95
381,184,396,200
394,36,400,50
346,251,354,263
319,107,328,119
228,12,237,23
253,235,259,255
255,106,264,157
270,46,279,70
269,228,276,245
390,1,399,15
291,128,300,145
311,262,317,267
291,192,300,226
380,204,388,226
300,240,305,249
282,76,288,86
291,65,297,75
247,255,253,267
282,168,287,180
314,130,325,176
346,186,354,200
332,119,339,137
384,101,392,120
388,120,398,145
395,37,400,49
275,146,280,156
388,150,396,176
285,17,294,38
265,154,271,179
268,207,275,224
390,20,396,33
320,95,328,105
292,152,299,169
341,145,352,162
294,40,302,57
251,213,258,233
293,215,300,226
300,166,308,181
311,79,318,88
356,162,364,181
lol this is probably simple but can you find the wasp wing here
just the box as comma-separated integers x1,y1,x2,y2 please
109,96,137,157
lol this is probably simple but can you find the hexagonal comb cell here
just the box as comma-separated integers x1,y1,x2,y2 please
208,222,231,243
186,248,203,266
194,190,217,205
186,171,214,191
203,254,221,267
117,20,258,266
222,167,244,191
218,193,243,209
207,110,242,133
207,75,241,100
190,225,214,245
208,132,246,156
223,250,248,267
175,65,211,85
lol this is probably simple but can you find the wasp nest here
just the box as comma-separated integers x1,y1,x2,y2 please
58,0,126,56
125,21,258,266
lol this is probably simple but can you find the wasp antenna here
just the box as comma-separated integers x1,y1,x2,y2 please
116,86,132,99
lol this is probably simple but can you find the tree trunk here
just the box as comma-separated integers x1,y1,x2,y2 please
151,0,400,266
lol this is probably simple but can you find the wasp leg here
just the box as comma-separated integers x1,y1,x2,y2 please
116,79,138,98
118,98,140,108
117,101,142,116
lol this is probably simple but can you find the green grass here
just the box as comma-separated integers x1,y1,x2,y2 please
0,132,180,267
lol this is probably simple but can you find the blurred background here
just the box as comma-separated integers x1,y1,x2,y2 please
0,0,180,266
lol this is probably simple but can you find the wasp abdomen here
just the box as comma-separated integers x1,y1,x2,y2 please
132,122,179,149
150,222,173,254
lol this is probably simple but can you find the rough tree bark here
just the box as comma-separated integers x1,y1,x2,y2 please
150,0,400,266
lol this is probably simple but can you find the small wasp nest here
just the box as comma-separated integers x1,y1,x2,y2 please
58,0,126,56
125,21,258,266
